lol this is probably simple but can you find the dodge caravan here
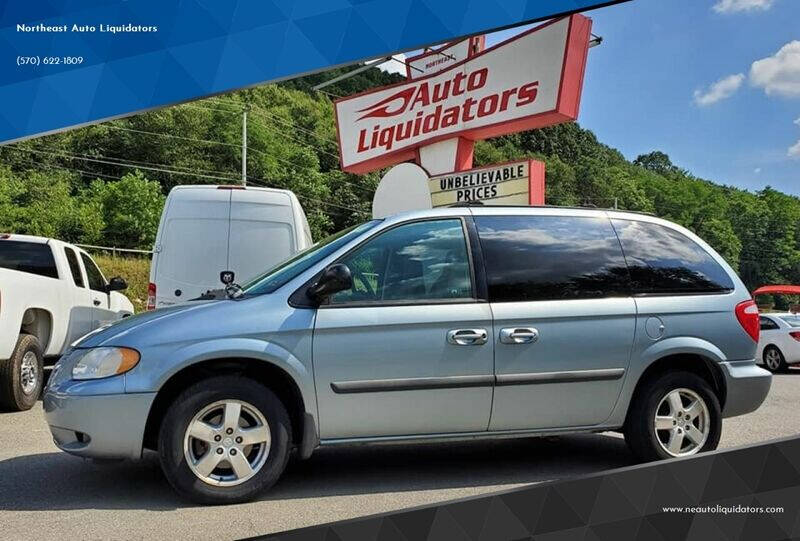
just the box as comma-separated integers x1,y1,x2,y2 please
44,207,771,504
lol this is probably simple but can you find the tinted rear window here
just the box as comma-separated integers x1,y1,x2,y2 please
475,215,630,302
611,219,734,295
64,247,84,287
0,241,58,279
779,315,800,328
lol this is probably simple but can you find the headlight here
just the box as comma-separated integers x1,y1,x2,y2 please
72,347,140,380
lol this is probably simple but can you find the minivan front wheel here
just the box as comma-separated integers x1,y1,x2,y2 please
625,371,721,462
158,375,292,504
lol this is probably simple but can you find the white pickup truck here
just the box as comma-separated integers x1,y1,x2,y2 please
0,234,134,411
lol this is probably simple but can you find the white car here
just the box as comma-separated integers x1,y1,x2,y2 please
757,313,800,372
0,234,134,410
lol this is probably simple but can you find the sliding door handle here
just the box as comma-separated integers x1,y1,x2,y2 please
447,329,488,346
500,327,539,344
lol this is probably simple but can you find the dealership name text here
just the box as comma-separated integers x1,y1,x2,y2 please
17,23,158,34
355,67,539,153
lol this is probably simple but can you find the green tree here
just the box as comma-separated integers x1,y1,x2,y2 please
89,171,165,249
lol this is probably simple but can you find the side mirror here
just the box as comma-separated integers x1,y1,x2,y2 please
106,276,128,292
307,264,352,302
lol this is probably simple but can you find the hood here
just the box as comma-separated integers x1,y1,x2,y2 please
76,300,222,348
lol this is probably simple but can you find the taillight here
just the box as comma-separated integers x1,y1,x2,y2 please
790,332,800,342
146,283,156,311
735,300,760,342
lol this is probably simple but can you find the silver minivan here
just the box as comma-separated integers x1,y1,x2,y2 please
44,207,771,504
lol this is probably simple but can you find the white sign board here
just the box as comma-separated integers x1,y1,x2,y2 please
406,36,483,79
372,163,432,218
429,160,544,207
334,15,591,174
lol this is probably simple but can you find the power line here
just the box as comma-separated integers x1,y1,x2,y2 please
8,146,243,183
10,157,123,181
104,124,243,149
245,177,369,217
179,102,241,115
8,146,371,217
99,108,373,196
248,105,339,150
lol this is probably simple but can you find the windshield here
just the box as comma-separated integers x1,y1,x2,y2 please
242,220,381,295
779,315,800,328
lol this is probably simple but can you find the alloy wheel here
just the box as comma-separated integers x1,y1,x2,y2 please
765,349,782,371
183,399,271,487
654,388,710,457
20,351,39,395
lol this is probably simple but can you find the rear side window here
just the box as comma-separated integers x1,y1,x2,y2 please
0,241,58,279
475,215,630,302
611,219,734,295
80,253,106,292
779,315,800,328
64,247,85,287
760,317,780,330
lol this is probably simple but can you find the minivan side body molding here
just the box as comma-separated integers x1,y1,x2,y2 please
330,368,625,394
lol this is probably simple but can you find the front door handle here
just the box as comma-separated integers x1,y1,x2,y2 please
447,329,488,346
93,299,101,306
500,327,539,344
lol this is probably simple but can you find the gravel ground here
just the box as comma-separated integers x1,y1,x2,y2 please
0,370,796,540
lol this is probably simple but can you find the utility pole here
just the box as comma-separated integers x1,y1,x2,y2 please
241,104,250,186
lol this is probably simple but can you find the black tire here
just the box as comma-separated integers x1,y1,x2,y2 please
624,371,721,462
158,375,292,504
0,334,44,411
763,346,787,373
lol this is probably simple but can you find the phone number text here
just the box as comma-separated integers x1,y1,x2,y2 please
17,56,84,66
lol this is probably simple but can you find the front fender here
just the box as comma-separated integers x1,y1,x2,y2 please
124,337,316,416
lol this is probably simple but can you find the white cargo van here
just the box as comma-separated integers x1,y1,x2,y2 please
148,185,312,310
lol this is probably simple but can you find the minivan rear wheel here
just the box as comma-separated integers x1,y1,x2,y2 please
158,375,292,504
624,371,721,462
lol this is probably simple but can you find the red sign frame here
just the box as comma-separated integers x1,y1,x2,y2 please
334,15,592,174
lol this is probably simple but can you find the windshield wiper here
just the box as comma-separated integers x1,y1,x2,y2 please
225,283,244,299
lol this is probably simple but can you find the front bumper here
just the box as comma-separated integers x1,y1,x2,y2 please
43,381,155,460
719,360,772,418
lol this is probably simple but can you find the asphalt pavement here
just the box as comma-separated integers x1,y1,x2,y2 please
0,371,798,540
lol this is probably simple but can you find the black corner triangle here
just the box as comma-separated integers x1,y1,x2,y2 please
476,496,531,541
552,476,602,524
588,477,643,525
389,508,438,541
443,497,492,539
700,455,753,503
532,487,588,535
757,446,800,493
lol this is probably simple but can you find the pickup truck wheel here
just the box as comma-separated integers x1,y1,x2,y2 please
158,375,292,504
0,334,44,411
624,371,721,462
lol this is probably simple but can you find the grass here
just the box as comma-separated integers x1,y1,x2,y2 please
94,254,151,313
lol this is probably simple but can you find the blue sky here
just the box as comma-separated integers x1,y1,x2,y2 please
384,0,800,196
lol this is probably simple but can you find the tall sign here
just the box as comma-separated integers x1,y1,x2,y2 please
334,14,592,175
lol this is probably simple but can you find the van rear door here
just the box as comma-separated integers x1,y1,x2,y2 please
228,189,296,284
155,189,231,306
